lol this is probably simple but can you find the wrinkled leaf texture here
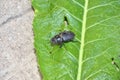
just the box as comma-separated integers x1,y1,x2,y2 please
32,0,120,80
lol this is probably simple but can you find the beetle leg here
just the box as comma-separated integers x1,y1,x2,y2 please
59,43,63,48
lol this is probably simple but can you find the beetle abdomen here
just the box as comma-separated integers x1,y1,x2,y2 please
62,31,75,42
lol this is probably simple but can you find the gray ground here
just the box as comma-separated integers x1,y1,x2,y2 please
0,0,41,80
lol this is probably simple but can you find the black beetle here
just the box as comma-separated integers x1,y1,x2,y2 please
51,31,75,47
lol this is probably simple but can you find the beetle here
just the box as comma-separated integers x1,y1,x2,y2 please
51,30,75,48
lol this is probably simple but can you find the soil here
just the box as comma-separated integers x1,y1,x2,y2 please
0,0,41,80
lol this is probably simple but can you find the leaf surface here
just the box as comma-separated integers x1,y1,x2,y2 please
32,0,120,80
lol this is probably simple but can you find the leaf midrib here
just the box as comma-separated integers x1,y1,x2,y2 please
77,0,88,80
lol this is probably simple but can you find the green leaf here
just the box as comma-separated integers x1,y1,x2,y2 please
32,0,120,80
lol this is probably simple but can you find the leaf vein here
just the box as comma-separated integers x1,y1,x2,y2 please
77,0,89,80
82,46,114,64
84,38,109,46
71,0,84,8
88,1,119,11
64,67,75,80
86,15,120,30
66,50,78,64
61,7,83,22
85,63,111,80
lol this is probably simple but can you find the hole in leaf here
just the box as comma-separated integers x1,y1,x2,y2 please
111,57,120,71
64,16,69,26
